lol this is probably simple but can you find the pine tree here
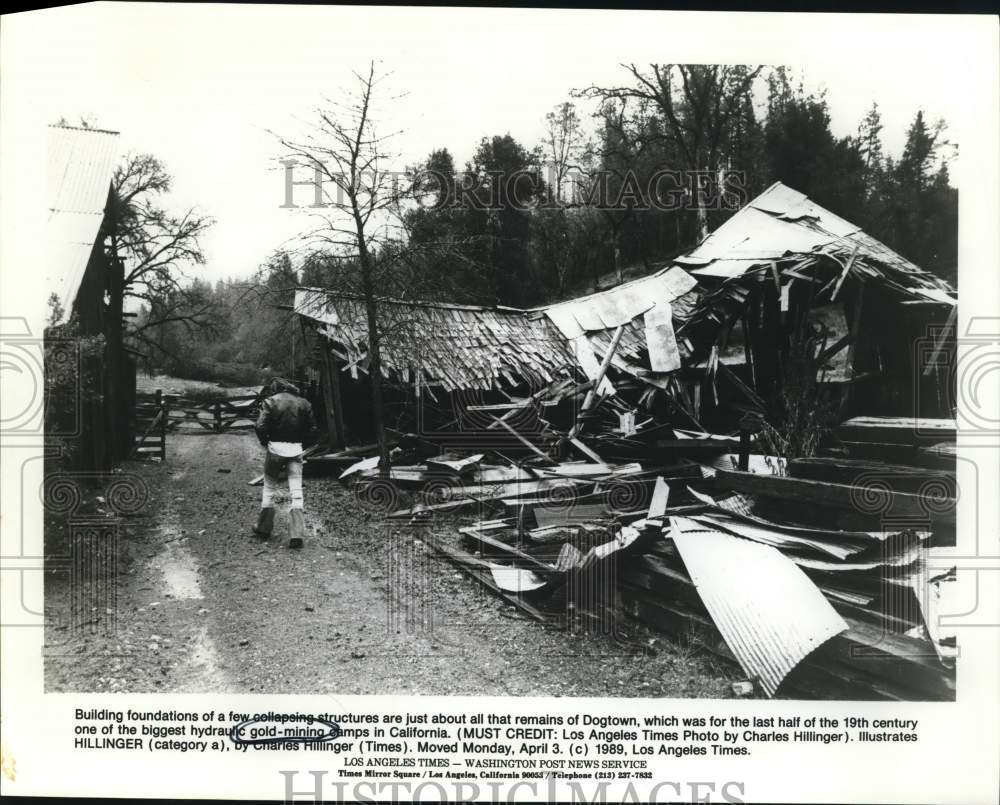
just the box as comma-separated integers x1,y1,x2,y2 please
857,102,885,198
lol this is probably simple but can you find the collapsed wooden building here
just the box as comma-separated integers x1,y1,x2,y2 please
293,182,958,701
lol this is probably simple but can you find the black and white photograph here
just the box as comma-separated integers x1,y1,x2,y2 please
1,4,997,804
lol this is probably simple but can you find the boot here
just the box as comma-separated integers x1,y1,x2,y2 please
253,507,275,539
288,508,305,549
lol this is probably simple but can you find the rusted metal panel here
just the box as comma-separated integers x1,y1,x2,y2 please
671,520,848,697
45,125,120,323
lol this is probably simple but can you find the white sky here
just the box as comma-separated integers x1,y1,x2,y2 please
1,4,984,283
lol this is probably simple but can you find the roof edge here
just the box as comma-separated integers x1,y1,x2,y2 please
48,123,121,136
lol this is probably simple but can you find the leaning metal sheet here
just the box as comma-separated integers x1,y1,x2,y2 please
672,522,848,697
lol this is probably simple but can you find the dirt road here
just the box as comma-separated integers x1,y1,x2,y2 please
45,433,735,697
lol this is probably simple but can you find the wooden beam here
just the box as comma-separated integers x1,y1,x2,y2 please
568,437,606,465
717,363,765,410
315,335,345,449
489,415,555,464
922,304,958,378
715,469,954,525
838,416,957,445
788,457,956,495
569,324,625,439
830,246,860,302
461,531,557,576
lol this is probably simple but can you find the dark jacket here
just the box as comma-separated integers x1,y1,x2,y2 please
255,391,317,446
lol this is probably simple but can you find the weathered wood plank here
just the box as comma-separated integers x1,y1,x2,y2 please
715,469,955,525
788,457,956,495
460,531,557,576
839,416,956,445
425,536,553,623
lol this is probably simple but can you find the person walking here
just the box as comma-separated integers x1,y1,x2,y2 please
252,378,317,549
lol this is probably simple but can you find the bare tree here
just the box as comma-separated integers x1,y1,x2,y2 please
273,63,418,476
111,154,216,356
581,64,763,240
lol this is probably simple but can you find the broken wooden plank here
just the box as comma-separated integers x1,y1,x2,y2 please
426,454,484,476
340,454,380,480
532,503,612,529
540,461,636,479
461,531,557,576
569,324,625,439
424,535,553,622
647,476,670,519
387,497,482,519
489,415,556,464
464,401,532,411
830,246,860,302
568,437,607,466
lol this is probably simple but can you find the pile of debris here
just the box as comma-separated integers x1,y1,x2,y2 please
293,181,958,700
317,401,957,701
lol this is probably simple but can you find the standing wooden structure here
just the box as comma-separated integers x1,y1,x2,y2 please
45,124,134,470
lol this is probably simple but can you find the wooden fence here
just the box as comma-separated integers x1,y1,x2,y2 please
160,393,261,433
132,390,263,460
132,390,168,460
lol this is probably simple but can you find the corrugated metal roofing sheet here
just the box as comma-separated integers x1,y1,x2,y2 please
671,519,848,697
46,125,120,322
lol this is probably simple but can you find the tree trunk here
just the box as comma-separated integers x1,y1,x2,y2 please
106,234,127,462
356,236,390,478
696,178,709,242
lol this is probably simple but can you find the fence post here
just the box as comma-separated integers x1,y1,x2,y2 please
156,389,166,460
214,401,222,433
739,412,761,472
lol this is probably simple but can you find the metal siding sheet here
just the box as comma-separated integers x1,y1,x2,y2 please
542,266,696,336
643,302,681,372
689,258,767,278
747,181,808,215
45,125,120,322
676,182,954,296
672,522,848,697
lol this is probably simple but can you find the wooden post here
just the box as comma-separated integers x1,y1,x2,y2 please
921,303,958,377
214,401,222,433
739,427,751,471
106,243,126,461
328,351,346,449
156,389,166,460
317,335,345,449
839,278,868,420
738,412,759,472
